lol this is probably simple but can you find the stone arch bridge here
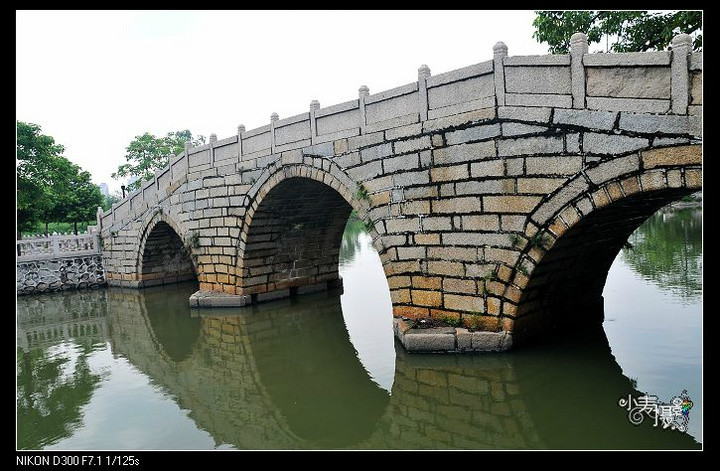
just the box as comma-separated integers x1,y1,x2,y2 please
99,33,702,350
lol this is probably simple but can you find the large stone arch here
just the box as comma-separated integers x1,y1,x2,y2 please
506,145,702,344
233,158,388,301
135,210,197,288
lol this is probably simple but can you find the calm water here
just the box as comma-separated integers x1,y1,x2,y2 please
16,207,702,450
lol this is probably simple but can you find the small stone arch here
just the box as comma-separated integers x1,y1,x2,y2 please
233,156,386,300
135,209,198,287
506,146,701,343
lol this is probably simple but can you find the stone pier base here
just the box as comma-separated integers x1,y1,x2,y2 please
189,278,344,308
393,318,513,353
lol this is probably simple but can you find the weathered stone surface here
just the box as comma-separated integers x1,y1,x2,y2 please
585,154,640,185
553,108,617,131
642,145,701,169
498,106,552,123
446,124,501,145
402,331,456,352
501,123,549,137
618,113,691,135
583,133,649,155
505,66,571,94
587,67,670,99
526,156,583,176
498,136,564,156
434,141,496,164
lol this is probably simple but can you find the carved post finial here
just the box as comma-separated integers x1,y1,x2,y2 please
493,41,508,56
359,85,369,98
184,140,192,151
209,133,217,143
570,32,589,50
310,99,320,111
418,64,431,80
238,124,245,134
270,112,279,121
671,33,693,49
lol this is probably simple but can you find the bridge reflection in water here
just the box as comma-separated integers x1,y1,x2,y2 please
16,283,700,450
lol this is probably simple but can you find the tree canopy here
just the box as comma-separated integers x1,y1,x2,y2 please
16,121,104,236
532,11,702,54
112,130,205,192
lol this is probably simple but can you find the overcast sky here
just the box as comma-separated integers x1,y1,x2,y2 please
17,10,550,194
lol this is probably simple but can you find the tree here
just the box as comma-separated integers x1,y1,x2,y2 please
102,191,121,211
17,121,105,237
532,11,702,54
63,170,104,234
112,129,206,192
16,121,65,235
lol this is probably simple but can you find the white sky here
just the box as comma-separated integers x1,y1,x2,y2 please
17,10,549,194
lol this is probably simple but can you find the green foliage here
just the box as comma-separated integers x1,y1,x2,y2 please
437,314,463,328
112,129,206,192
509,233,522,247
102,192,121,211
528,232,550,249
517,263,529,276
16,345,102,450
17,121,103,236
463,315,484,331
533,11,702,54
186,231,201,249
356,184,371,203
621,207,702,301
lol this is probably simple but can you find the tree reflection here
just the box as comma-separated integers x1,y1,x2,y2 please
16,342,102,450
339,212,366,264
621,207,702,302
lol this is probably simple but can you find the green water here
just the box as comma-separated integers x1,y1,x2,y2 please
16,207,702,450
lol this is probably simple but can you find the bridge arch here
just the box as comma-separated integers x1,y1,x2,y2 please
508,145,701,344
135,210,197,288
234,159,387,300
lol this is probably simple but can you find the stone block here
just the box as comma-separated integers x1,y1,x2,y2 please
498,106,552,123
587,66,670,99
430,165,469,182
360,143,393,162
619,113,690,135
516,177,565,194
444,294,482,313
586,97,670,114
505,93,572,109
584,133,649,155
462,214,500,231
553,108,618,131
585,154,640,185
412,289,443,307
402,331,456,352
393,170,430,187
433,141,496,164
642,145,701,169
394,136,432,154
470,160,505,177
525,156,582,175
482,195,542,213
505,65,571,94
384,154,420,174
455,179,514,195
346,160,383,181
446,124,501,145
431,197,481,214
501,123,549,137
498,136,564,156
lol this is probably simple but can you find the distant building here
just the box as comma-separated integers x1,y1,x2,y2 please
99,183,109,196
